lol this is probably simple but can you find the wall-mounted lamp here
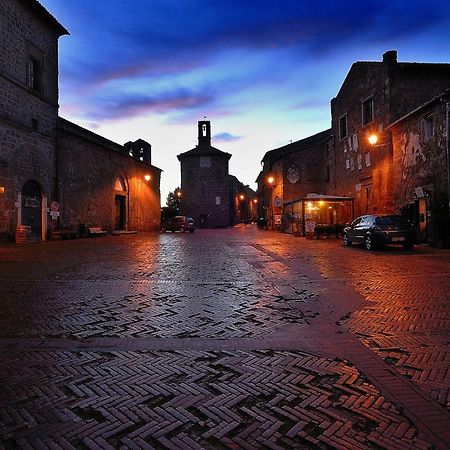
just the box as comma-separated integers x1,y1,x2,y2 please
176,190,182,198
239,194,245,200
144,174,151,181
267,176,275,185
368,134,378,146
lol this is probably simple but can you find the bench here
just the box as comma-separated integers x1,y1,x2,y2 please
87,227,108,237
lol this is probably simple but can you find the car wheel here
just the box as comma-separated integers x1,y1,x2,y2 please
180,227,185,233
343,233,351,247
365,234,374,251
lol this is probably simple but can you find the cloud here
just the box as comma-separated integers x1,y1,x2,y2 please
83,89,216,122
213,132,242,143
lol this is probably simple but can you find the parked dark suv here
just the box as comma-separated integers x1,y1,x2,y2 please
343,215,415,250
161,216,195,233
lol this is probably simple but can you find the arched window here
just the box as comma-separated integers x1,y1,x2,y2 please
115,176,127,192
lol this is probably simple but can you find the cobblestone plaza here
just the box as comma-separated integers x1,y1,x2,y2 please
0,226,449,449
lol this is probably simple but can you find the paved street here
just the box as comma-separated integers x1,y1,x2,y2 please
0,225,449,449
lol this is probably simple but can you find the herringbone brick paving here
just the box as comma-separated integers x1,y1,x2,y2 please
0,350,431,449
0,227,449,449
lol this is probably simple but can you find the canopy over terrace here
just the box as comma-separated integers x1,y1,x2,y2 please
284,194,354,236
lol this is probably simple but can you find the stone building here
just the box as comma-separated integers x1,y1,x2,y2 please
257,130,332,229
0,0,161,241
331,51,450,219
178,121,254,228
259,51,450,244
389,91,450,244
58,119,161,233
0,0,68,240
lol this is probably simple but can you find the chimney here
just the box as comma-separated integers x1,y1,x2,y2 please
198,120,211,146
383,50,397,65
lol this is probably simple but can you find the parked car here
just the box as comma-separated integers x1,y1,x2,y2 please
343,215,415,250
161,216,195,233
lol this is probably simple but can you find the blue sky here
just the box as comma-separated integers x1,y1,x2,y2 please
40,0,450,202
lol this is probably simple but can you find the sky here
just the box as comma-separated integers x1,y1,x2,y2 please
40,0,450,204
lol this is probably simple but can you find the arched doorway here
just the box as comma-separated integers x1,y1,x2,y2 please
114,176,127,230
21,180,43,241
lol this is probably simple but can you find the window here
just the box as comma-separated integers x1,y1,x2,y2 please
339,114,348,139
345,159,350,170
357,153,362,170
362,96,374,126
325,165,330,182
365,152,371,167
31,118,39,131
216,196,221,205
423,115,434,140
27,56,41,91
350,157,354,171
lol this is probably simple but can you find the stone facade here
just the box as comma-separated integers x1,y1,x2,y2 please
0,0,161,240
390,92,450,244
178,121,232,228
331,51,450,219
58,119,161,232
259,51,450,244
257,130,332,228
0,0,67,239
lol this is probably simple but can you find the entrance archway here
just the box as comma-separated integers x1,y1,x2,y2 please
114,176,127,230
21,180,43,241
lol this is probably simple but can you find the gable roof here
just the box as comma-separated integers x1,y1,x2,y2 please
177,145,231,160
25,0,69,35
261,129,331,166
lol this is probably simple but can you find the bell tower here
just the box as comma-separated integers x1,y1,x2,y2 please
198,120,211,146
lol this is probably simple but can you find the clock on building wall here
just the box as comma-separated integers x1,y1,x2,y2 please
287,165,300,184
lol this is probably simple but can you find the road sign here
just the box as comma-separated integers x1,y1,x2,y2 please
49,201,60,212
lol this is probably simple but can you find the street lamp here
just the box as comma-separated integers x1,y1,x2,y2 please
176,190,182,198
239,194,245,200
144,174,151,181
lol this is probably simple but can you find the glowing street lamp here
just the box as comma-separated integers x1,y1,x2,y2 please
253,198,258,204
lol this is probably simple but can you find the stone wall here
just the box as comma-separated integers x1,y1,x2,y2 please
391,98,449,243
58,119,161,232
180,155,230,227
0,0,65,236
331,52,450,218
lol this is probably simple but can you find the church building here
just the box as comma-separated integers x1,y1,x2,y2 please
178,121,254,228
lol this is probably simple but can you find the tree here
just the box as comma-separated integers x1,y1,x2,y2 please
161,188,181,222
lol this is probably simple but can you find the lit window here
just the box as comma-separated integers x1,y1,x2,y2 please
365,152,371,167
339,114,347,139
423,115,434,140
362,96,374,126
346,159,350,169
